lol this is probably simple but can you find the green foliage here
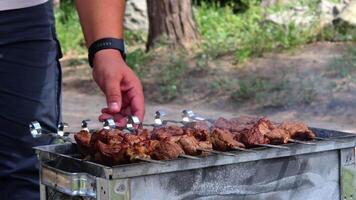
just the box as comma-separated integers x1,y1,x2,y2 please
55,1,86,54
329,47,356,78
195,3,322,62
126,48,150,79
158,52,188,102
231,74,317,107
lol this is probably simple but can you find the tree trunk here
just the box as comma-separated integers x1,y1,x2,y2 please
53,0,60,8
146,0,199,51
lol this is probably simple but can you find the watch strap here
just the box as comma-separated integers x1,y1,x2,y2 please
88,38,126,68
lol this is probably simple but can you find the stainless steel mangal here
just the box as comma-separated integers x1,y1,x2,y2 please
35,128,356,200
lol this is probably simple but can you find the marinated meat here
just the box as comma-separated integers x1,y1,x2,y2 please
151,139,184,160
184,121,210,132
178,135,200,155
213,117,231,130
74,130,92,154
265,128,290,144
210,128,245,151
177,135,212,156
184,127,210,141
240,119,271,147
151,125,184,140
96,141,128,165
279,122,316,140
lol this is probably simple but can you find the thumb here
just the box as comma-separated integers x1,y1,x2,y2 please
105,80,122,113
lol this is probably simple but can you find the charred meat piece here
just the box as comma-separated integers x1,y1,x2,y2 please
151,139,184,160
96,141,129,165
177,135,212,156
90,129,124,147
279,122,315,140
239,119,271,147
229,116,260,132
135,128,152,140
214,116,259,133
74,130,92,155
184,127,210,141
213,117,232,130
239,118,291,146
151,125,184,140
266,128,290,144
123,134,144,145
184,121,210,132
210,128,245,151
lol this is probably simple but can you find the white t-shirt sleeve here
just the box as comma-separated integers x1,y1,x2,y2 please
0,0,49,11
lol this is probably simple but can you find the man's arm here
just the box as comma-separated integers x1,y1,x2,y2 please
75,0,145,123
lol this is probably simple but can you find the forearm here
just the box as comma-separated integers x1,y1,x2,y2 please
75,0,125,47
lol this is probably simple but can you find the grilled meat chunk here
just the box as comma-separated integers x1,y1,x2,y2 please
240,119,271,147
210,128,245,151
239,118,291,146
178,135,213,156
74,130,92,154
184,127,210,141
184,121,210,132
266,128,290,144
151,139,184,160
151,125,184,140
279,122,315,140
96,141,128,165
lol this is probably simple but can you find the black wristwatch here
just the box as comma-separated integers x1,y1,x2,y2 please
88,38,126,68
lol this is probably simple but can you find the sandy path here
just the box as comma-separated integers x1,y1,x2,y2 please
62,91,356,133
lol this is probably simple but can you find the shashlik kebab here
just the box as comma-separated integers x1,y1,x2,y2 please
74,116,316,165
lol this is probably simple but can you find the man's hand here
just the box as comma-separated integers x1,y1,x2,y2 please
92,49,145,125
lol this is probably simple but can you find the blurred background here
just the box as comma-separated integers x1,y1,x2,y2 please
55,0,356,132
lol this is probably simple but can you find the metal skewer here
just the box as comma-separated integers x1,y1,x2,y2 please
135,157,166,165
288,139,316,145
255,144,289,149
232,147,255,152
197,148,237,156
179,154,201,160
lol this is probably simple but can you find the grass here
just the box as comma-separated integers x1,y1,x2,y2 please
329,47,356,78
157,52,188,102
231,73,317,108
55,1,353,106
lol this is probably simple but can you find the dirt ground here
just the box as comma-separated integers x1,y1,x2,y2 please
62,42,356,133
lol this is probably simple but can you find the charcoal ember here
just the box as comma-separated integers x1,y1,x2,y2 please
210,128,245,151
279,122,316,140
151,139,184,160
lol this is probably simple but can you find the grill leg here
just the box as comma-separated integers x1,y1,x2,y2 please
40,184,47,200
340,148,356,200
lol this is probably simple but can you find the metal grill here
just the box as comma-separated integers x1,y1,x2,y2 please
32,111,356,200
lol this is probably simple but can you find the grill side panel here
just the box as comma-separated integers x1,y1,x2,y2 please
129,150,340,200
